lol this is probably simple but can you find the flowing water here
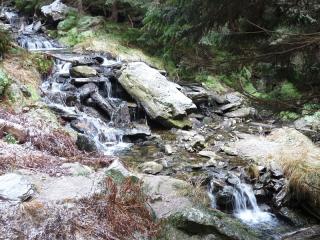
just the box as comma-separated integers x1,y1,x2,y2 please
3,10,301,238
233,183,275,225
3,9,150,155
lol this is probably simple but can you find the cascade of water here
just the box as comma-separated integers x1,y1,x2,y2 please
233,183,274,225
9,11,149,155
208,181,217,209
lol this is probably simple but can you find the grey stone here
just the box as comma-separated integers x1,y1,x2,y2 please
169,207,261,240
225,107,256,118
118,62,196,128
140,174,192,219
220,102,241,112
61,162,93,176
164,144,174,155
70,66,97,78
0,173,34,202
216,186,234,210
139,161,163,175
41,0,71,21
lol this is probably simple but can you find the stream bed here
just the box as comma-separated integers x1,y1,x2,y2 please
1,6,318,240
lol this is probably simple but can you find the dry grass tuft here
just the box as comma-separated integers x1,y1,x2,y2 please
178,176,211,207
74,177,159,239
30,129,81,158
266,128,320,209
0,177,159,239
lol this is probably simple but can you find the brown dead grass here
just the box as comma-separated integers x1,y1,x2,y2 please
5,177,159,240
2,51,42,87
0,110,112,175
267,128,320,209
75,177,159,239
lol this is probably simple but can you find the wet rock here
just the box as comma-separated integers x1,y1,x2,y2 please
277,207,316,227
224,107,256,118
61,162,93,176
0,173,34,202
76,134,98,152
70,66,97,78
281,225,320,240
41,0,71,21
90,91,115,117
260,172,271,185
139,161,163,175
169,207,261,240
77,82,98,101
210,178,226,191
227,174,241,186
216,186,234,210
70,76,107,85
271,179,284,192
273,187,288,208
123,123,151,138
47,103,79,120
119,62,196,128
254,189,267,201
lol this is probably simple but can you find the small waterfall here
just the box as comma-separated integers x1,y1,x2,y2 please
233,183,274,225
17,35,60,51
8,11,151,155
208,180,217,209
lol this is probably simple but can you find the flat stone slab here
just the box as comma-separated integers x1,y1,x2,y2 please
0,173,34,202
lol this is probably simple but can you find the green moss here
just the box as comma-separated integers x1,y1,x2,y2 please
4,133,18,144
196,73,227,93
25,84,40,102
0,69,11,97
57,15,78,31
279,81,301,99
279,111,300,121
31,53,54,75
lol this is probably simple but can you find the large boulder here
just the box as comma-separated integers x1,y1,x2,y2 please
169,207,261,240
119,62,196,128
41,0,71,21
140,174,193,219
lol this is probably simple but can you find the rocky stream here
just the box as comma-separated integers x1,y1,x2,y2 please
0,2,320,240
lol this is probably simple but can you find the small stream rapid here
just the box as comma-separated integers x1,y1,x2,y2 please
3,8,150,155
2,8,302,239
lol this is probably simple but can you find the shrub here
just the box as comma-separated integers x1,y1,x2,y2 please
0,69,11,97
0,29,11,58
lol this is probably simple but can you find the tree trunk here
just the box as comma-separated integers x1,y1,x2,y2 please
110,1,119,22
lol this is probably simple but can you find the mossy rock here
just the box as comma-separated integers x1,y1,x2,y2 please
168,207,262,240
57,15,78,31
105,169,139,185
0,69,11,97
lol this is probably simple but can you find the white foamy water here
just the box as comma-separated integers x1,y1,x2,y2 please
233,183,275,225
